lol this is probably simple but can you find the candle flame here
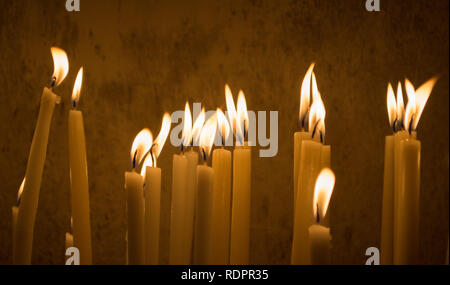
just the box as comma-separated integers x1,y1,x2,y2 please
387,82,397,130
236,90,248,144
396,82,404,129
71,67,83,107
308,94,326,141
182,102,192,148
192,107,205,147
299,63,315,129
313,168,335,221
50,47,69,87
152,112,172,161
217,108,230,145
225,84,241,140
130,128,153,169
311,72,321,102
140,154,153,177
199,114,217,162
17,177,25,205
404,77,438,133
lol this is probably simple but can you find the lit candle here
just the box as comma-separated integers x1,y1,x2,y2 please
294,63,314,209
68,67,92,265
208,108,232,264
141,113,171,265
183,108,204,263
227,87,252,265
394,77,437,265
169,103,191,264
381,83,397,265
13,47,68,265
194,114,217,265
308,168,335,265
292,69,330,265
125,129,152,265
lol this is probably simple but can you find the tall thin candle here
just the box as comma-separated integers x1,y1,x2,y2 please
13,47,68,264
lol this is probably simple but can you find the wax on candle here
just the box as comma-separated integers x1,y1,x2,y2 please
68,67,92,265
13,48,68,265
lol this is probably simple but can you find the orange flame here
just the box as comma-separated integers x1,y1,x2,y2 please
313,168,335,222
50,47,69,87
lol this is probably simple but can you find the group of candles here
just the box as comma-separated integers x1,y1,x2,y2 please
380,77,438,265
11,47,439,265
125,85,252,265
12,47,92,265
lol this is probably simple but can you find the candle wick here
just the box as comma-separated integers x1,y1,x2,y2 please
50,76,56,90
316,203,320,224
408,114,414,135
392,118,398,133
132,151,138,170
201,148,207,163
150,145,156,168
311,119,320,140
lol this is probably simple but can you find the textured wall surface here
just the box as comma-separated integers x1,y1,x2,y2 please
0,0,448,265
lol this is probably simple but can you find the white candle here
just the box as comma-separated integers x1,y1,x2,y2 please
193,115,217,265
308,168,335,265
395,137,420,264
142,113,170,265
393,77,436,265
13,47,68,265
125,129,152,265
294,63,314,209
194,164,214,264
184,149,199,263
292,140,323,264
125,171,145,265
292,70,328,265
208,109,232,264
230,145,251,265
182,107,203,264
170,103,192,265
381,83,396,264
143,166,161,265
68,67,92,265
228,89,251,265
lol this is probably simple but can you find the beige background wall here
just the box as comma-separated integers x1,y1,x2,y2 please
0,0,448,264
